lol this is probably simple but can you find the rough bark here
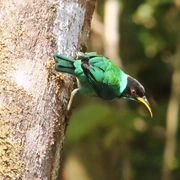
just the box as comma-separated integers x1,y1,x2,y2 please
0,0,95,179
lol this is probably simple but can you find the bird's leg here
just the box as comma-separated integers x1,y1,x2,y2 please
67,88,79,111
67,78,81,111
77,52,86,59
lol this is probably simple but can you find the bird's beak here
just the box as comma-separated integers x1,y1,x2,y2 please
137,96,153,118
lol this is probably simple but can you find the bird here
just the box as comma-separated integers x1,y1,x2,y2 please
54,52,153,117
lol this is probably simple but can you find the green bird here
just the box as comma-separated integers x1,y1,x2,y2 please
54,52,153,117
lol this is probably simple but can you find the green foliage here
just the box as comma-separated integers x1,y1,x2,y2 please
66,101,136,143
64,0,180,179
66,102,113,142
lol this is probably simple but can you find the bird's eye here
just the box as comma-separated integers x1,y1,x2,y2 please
131,89,136,95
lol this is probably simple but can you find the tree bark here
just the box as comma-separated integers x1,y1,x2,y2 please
0,0,95,179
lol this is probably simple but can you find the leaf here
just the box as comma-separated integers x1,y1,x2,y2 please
66,102,112,142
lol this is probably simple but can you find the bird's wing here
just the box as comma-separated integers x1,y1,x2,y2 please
81,55,121,100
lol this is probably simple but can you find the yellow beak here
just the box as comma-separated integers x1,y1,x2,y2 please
137,96,153,118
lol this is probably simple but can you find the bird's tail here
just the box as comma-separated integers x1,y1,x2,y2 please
54,54,75,74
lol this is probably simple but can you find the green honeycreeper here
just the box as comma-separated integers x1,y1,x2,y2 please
54,52,153,117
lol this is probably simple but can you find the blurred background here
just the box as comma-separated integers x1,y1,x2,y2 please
61,0,180,179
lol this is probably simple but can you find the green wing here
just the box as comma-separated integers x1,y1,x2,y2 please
81,55,123,100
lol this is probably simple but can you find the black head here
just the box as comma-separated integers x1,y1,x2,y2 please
121,76,153,117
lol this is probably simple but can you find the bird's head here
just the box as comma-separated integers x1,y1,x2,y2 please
120,76,153,118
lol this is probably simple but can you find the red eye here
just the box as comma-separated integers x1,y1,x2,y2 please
131,89,136,95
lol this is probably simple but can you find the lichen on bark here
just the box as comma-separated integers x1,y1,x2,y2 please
0,0,96,179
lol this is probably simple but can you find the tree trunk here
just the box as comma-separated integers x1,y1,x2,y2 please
162,37,180,180
104,0,123,67
0,0,95,179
